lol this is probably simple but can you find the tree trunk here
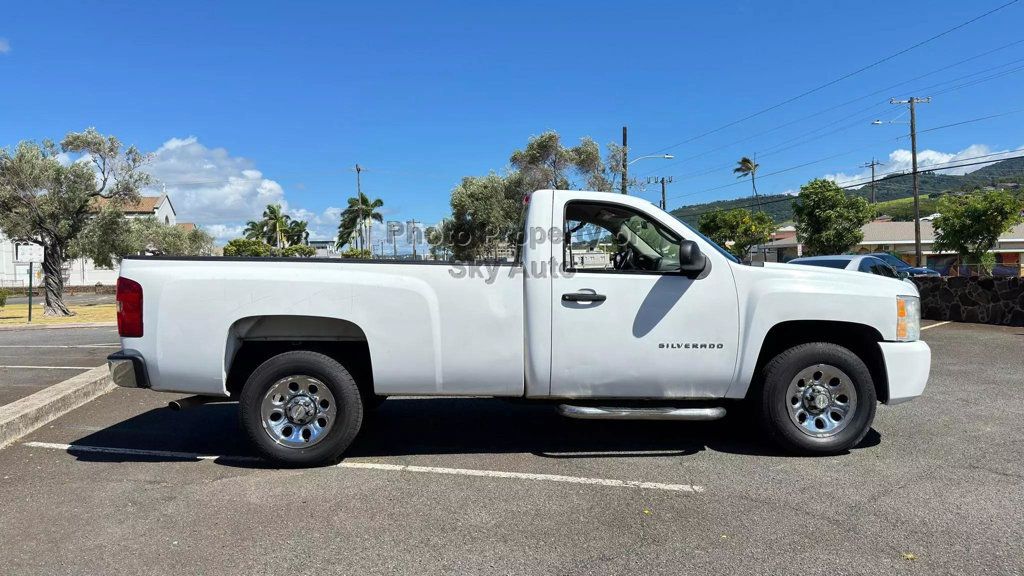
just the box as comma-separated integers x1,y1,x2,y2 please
42,241,74,317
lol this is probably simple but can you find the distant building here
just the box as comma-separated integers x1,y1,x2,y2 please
0,194,195,287
308,240,339,258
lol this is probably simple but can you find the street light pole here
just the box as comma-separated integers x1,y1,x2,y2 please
909,98,922,267
890,97,930,267
875,97,930,266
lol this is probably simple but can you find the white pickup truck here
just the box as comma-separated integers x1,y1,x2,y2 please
108,189,930,465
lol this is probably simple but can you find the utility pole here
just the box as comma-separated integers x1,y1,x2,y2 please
890,97,930,266
387,221,400,258
646,176,673,210
620,126,628,194
861,158,884,203
407,219,420,258
354,164,363,196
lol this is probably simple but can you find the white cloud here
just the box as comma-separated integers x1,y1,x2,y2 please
0,38,10,54
202,224,247,244
141,136,435,251
824,143,1024,188
147,137,285,226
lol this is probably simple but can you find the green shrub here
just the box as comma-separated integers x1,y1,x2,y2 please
223,238,273,257
341,247,372,259
278,245,317,258
0,287,9,309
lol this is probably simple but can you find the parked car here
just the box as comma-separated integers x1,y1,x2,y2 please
108,190,930,466
788,255,916,286
867,253,940,277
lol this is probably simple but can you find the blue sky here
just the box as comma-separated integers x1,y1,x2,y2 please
2,0,1023,246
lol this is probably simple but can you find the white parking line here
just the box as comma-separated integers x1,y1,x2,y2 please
0,344,120,348
921,321,952,331
22,441,705,494
23,441,262,463
0,365,96,370
339,461,704,492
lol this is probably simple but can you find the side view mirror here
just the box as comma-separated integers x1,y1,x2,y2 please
896,270,911,279
678,240,707,275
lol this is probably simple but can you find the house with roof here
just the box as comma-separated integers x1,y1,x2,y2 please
760,220,1024,276
0,194,196,287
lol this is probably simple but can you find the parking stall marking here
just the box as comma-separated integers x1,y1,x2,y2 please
22,441,705,494
0,365,98,370
0,344,120,349
921,321,951,331
339,461,705,492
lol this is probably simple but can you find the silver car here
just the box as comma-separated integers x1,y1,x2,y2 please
788,255,916,285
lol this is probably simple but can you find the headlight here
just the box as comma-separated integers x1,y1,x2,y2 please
896,295,920,341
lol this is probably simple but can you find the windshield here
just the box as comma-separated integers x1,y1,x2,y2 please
874,253,909,269
671,216,741,263
791,259,850,270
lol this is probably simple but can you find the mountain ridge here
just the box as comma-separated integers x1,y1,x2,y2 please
670,155,1024,225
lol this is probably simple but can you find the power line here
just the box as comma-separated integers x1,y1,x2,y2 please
666,137,901,202
684,146,1021,205
675,152,1024,219
917,108,1024,134
642,0,1021,156
932,62,1024,95
663,100,1024,205
639,51,1024,182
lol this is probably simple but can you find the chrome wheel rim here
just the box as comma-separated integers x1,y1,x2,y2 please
260,375,337,448
785,363,857,437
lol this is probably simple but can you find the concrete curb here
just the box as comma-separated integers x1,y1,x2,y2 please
0,322,117,331
0,365,115,449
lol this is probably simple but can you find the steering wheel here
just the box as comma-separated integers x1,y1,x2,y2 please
612,246,636,271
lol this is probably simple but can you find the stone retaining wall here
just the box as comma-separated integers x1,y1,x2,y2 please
913,276,1024,326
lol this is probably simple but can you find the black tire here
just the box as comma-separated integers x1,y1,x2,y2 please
240,351,363,466
758,342,876,455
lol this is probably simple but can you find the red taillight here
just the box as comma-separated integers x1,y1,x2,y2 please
116,277,143,338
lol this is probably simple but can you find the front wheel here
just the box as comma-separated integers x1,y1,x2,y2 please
758,342,876,455
240,351,364,466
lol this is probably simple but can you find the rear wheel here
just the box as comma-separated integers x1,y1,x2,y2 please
240,351,363,466
759,342,876,455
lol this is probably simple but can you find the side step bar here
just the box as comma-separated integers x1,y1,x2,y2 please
558,405,726,421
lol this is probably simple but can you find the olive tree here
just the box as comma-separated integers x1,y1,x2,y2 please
0,129,150,315
72,213,214,265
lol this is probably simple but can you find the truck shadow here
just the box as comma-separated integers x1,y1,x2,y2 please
65,397,881,467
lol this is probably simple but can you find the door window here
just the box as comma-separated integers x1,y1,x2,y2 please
564,202,681,273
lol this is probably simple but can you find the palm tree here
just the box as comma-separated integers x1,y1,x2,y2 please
285,220,309,246
337,192,384,256
261,204,292,248
733,157,762,212
243,219,266,241
336,208,361,251
361,195,384,252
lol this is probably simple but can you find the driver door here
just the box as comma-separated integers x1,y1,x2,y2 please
549,199,739,399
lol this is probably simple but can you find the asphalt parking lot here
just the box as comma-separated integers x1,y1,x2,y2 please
0,321,1021,575
0,326,118,406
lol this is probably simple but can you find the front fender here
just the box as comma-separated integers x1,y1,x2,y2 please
725,267,902,399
